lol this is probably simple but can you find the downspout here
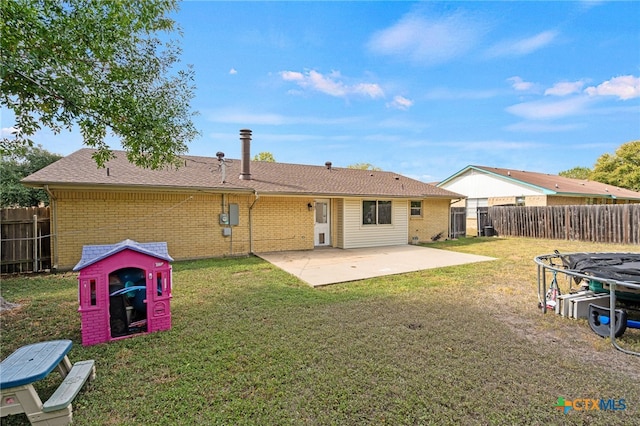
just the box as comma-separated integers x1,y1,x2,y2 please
248,191,260,254
44,185,58,270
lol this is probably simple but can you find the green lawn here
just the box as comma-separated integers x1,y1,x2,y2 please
1,237,639,425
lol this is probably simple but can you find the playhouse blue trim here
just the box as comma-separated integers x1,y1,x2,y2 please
73,239,173,271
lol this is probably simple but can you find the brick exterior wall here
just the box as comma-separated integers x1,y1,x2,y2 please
489,196,516,206
524,195,548,206
250,196,315,253
50,189,317,270
408,198,450,242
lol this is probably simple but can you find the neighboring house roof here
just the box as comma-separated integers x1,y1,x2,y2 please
73,239,173,271
23,148,463,199
438,165,640,200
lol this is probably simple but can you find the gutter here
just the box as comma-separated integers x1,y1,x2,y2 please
44,185,58,270
248,191,260,254
21,181,254,195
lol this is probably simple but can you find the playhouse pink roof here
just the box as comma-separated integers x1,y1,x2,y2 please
73,239,173,271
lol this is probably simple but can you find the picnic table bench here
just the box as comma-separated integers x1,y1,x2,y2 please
0,340,95,425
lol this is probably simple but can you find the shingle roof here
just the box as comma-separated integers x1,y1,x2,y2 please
73,239,173,271
444,165,640,200
23,148,463,199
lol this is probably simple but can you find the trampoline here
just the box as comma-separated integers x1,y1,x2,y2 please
534,251,640,357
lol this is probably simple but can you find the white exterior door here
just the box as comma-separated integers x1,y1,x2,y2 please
314,199,331,246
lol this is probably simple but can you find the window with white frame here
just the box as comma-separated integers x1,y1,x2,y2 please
363,200,392,225
410,200,422,217
466,198,488,217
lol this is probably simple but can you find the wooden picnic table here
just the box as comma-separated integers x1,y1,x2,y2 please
0,340,95,425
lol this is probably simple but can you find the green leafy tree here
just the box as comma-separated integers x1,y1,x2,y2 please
253,152,276,162
558,166,592,180
590,140,640,191
1,145,62,207
347,162,382,171
1,0,199,169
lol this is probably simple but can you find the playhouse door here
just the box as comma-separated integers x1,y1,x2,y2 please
109,267,146,338
148,268,172,333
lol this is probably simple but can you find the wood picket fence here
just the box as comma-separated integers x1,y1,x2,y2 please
0,207,51,273
488,204,640,245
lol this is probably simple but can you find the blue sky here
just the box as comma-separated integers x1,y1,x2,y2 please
2,1,639,182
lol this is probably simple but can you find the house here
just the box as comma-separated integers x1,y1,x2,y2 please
22,130,464,270
74,239,173,346
437,165,640,236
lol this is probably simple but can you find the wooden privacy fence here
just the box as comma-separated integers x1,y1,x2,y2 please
489,204,640,245
1,207,51,273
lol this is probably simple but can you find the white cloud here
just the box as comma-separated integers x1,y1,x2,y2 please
506,97,592,120
306,70,347,97
353,83,385,99
545,80,586,96
487,30,558,57
505,121,584,132
279,69,384,99
584,75,640,100
367,11,487,65
229,68,238,75
280,71,304,81
1,126,19,136
508,76,536,92
386,95,414,111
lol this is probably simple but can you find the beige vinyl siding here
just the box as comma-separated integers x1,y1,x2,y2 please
342,199,408,248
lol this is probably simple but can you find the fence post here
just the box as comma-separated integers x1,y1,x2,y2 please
33,214,38,272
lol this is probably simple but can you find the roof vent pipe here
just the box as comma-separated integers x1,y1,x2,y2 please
325,161,332,170
239,129,252,180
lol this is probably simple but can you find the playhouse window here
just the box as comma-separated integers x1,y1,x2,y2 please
157,272,163,296
81,278,98,308
90,279,96,306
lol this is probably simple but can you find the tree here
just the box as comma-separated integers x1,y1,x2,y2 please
1,145,62,207
347,163,382,171
558,166,592,180
253,152,276,162
1,1,199,169
590,140,640,191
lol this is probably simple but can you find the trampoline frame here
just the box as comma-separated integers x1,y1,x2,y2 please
534,252,640,357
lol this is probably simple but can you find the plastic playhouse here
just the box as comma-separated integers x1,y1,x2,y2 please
74,239,173,346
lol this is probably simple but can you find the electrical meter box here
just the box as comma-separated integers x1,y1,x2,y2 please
220,204,239,226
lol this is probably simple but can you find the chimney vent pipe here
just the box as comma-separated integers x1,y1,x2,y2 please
239,129,252,180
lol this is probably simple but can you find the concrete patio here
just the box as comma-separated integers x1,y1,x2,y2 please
257,245,495,287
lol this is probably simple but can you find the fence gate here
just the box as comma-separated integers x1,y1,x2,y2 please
1,207,51,273
477,207,493,236
450,207,466,238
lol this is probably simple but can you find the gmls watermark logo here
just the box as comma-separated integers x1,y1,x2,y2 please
555,397,627,413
